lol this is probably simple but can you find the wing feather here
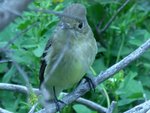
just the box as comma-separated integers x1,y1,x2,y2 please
39,39,52,86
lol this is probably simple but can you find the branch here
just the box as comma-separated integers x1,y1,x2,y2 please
0,0,32,31
0,59,12,63
30,8,84,23
1,40,150,113
107,101,117,113
124,100,150,113
0,83,39,95
28,103,38,113
98,0,131,34
95,38,150,84
0,83,107,113
37,38,150,113
0,108,13,113
74,96,107,113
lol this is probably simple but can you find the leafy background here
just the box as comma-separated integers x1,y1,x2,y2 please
0,0,150,113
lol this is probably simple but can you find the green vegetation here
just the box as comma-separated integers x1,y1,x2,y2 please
0,0,150,113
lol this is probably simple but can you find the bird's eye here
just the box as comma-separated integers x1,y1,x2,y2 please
78,22,84,29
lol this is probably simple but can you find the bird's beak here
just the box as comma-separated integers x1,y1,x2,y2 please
59,22,71,29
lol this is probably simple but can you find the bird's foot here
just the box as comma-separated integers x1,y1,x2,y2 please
83,75,96,92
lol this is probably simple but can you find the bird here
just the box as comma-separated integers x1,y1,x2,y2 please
39,3,97,107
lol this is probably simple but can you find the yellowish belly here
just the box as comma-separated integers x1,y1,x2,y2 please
45,54,86,89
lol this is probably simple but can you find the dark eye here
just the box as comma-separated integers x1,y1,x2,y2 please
78,22,83,29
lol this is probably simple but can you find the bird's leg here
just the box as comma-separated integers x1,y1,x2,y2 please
77,74,96,92
83,74,96,92
83,71,104,91
52,86,66,112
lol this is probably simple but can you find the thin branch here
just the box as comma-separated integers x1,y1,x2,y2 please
95,39,150,84
28,103,38,113
0,83,107,113
0,108,13,113
0,83,39,95
30,8,84,22
37,38,150,113
0,48,11,53
12,61,32,93
1,39,150,113
99,0,131,34
0,22,39,95
124,100,150,113
0,59,12,63
76,97,107,113
107,101,117,113
0,0,32,31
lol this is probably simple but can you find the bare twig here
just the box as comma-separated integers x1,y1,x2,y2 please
30,8,84,22
1,39,150,113
0,83,107,113
0,59,12,63
76,97,107,113
95,39,150,83
28,103,38,113
107,101,117,113
12,61,32,92
0,83,39,95
0,0,32,31
124,100,150,113
0,48,12,53
37,39,150,113
1,40,35,97
0,1,149,112
0,22,39,94
0,108,13,113
0,21,38,94
99,0,131,34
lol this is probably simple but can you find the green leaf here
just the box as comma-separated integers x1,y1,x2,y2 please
2,66,16,83
33,45,44,57
116,71,144,106
92,58,106,74
137,0,150,12
144,89,150,99
73,104,93,113
111,46,133,57
17,20,32,30
33,39,46,57
87,3,105,27
117,98,137,106
0,63,7,73
11,49,35,65
129,29,150,46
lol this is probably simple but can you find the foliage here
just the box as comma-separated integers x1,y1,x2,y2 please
0,0,150,113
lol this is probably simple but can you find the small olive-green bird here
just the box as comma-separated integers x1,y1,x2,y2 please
39,3,97,102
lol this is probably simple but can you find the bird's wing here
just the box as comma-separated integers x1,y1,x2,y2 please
39,39,52,86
